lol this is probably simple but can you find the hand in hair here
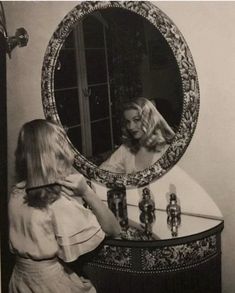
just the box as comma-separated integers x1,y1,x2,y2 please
56,173,121,237
56,173,89,198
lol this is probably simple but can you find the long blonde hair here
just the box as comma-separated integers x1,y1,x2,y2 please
122,97,175,153
15,119,74,208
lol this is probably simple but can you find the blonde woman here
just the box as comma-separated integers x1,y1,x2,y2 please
100,97,175,173
9,119,120,293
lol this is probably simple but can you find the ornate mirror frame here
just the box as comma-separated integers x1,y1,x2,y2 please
41,1,199,188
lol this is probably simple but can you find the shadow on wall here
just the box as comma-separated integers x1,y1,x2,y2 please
0,32,15,293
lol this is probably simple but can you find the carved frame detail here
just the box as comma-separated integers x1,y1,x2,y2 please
41,1,200,187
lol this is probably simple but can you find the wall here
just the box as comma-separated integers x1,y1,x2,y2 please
156,3,235,292
4,1,235,292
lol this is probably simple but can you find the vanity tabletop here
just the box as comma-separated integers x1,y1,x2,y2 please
107,204,224,245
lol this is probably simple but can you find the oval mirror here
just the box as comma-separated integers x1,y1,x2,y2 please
41,1,199,187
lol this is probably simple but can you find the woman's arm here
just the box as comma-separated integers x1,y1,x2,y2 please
56,174,121,237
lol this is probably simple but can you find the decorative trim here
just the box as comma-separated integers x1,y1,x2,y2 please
41,1,200,187
91,245,132,269
86,235,218,274
140,235,217,272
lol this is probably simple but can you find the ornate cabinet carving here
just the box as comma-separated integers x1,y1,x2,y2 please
80,219,223,293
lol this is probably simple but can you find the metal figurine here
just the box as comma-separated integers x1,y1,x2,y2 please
139,187,155,213
166,193,181,237
107,187,128,230
139,187,156,238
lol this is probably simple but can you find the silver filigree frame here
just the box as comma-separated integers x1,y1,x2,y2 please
41,1,200,187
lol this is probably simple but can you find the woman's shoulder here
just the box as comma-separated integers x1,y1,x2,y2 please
50,195,102,239
15,181,26,189
50,195,87,214
115,144,132,156
10,181,26,198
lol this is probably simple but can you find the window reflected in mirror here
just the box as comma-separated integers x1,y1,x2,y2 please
54,8,183,166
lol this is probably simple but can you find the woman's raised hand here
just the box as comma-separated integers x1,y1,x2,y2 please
56,173,89,197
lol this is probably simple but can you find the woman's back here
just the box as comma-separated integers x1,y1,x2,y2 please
9,119,120,293
9,182,57,260
9,182,105,262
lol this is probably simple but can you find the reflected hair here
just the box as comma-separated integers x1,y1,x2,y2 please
15,119,74,208
122,97,175,153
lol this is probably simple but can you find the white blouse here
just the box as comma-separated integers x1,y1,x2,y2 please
100,144,167,173
8,182,105,262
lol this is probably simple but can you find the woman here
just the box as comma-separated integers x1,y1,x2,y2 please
8,119,120,293
100,97,175,173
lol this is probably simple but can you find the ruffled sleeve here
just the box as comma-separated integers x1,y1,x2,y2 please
51,196,105,262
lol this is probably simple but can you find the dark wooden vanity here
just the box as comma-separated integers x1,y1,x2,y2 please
81,208,224,293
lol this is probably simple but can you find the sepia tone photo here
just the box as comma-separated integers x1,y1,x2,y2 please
1,1,235,292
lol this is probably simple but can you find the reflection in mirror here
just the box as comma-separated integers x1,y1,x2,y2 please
42,1,200,187
54,8,183,166
119,206,223,241
100,97,176,173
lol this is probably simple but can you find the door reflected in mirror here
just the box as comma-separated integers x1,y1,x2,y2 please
54,8,183,167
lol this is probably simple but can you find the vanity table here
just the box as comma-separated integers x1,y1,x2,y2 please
81,206,223,293
40,1,224,292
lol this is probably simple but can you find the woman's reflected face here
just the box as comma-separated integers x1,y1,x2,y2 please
124,109,144,140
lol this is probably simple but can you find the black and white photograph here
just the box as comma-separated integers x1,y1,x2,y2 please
1,1,235,292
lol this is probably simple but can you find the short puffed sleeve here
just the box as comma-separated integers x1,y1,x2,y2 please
50,196,105,262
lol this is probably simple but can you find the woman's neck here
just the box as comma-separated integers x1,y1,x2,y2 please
134,145,168,171
135,147,155,171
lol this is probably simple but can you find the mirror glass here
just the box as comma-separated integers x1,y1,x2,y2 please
42,1,199,187
54,8,183,167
